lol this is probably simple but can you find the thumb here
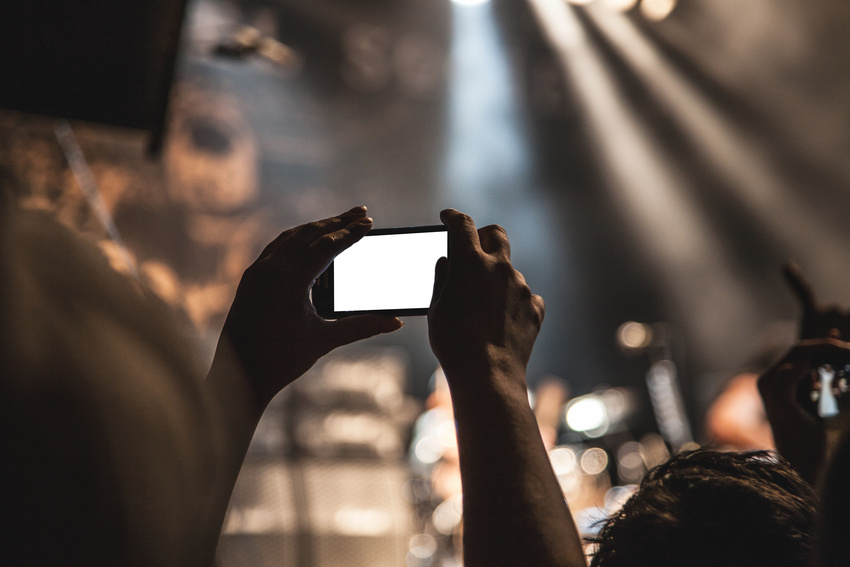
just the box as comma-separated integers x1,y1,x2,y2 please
430,256,450,308
322,315,404,351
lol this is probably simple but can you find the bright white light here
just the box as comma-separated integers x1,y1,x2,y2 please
451,0,491,5
334,231,447,312
334,507,393,536
566,395,608,433
436,420,458,449
414,437,443,464
549,446,578,475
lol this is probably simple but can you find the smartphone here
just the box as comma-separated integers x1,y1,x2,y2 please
797,358,850,419
312,225,448,318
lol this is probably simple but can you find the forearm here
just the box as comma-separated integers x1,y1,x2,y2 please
448,365,587,567
202,334,270,539
818,426,850,566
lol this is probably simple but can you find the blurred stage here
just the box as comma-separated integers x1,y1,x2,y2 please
4,0,850,564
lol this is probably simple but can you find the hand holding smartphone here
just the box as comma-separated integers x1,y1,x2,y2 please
312,225,448,318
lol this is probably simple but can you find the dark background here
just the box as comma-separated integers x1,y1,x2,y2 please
4,0,850,441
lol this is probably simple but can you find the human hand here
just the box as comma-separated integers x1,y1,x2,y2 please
758,340,850,485
217,206,403,408
757,263,850,484
427,209,545,396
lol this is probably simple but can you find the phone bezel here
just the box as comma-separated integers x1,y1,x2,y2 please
312,224,448,318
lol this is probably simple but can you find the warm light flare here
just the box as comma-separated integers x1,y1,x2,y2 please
640,0,677,21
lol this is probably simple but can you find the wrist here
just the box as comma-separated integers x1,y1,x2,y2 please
440,345,530,404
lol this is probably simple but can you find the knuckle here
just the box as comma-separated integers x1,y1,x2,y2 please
318,232,339,247
493,259,514,278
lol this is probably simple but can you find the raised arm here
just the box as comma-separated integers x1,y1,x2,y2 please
759,263,850,487
203,206,403,550
428,209,586,567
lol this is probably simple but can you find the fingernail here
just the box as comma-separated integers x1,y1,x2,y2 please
347,206,368,215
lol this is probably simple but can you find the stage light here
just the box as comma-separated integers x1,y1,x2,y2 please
580,447,609,475
549,446,579,476
527,0,760,363
603,0,639,11
436,420,458,449
640,0,677,21
334,507,393,536
566,394,609,437
414,436,443,464
617,321,653,349
407,533,438,562
432,494,463,535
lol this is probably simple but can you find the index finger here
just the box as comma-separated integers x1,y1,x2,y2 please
440,209,481,258
261,206,370,261
300,216,373,284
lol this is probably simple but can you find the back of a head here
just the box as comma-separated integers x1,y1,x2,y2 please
589,449,817,567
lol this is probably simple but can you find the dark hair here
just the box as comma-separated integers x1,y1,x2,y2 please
588,449,817,567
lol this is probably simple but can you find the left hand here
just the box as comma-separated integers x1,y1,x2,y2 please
217,206,404,408
757,262,850,484
757,340,849,484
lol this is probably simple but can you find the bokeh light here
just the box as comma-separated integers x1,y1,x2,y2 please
580,447,609,475
617,321,653,349
603,0,639,11
566,394,609,437
640,0,678,21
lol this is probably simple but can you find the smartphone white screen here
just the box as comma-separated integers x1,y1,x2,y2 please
333,231,447,312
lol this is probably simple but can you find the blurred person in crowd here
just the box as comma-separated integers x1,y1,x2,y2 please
753,263,850,567
705,371,776,450
757,263,850,487
4,195,845,567
0,201,580,567
587,448,817,567
583,264,850,567
704,327,795,451
0,204,402,566
428,213,825,567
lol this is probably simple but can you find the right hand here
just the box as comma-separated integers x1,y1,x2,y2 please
758,340,850,484
427,209,545,395
758,263,850,484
